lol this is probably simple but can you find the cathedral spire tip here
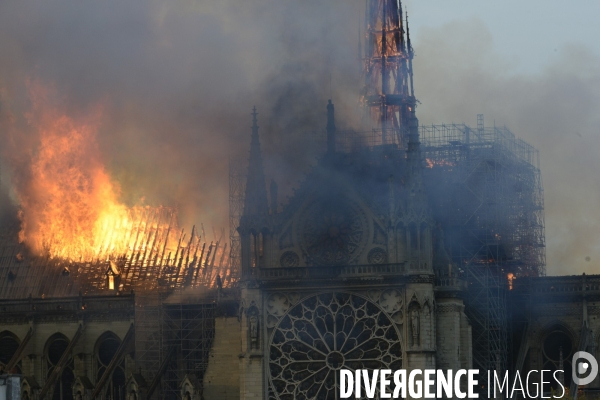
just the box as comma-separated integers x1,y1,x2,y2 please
243,106,269,217
252,106,258,128
326,100,336,154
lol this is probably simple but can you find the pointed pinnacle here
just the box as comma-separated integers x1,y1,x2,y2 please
252,106,258,129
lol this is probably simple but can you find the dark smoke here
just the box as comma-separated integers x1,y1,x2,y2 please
0,2,598,274
0,0,362,236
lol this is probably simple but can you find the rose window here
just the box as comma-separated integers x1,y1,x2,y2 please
269,292,402,400
301,200,367,266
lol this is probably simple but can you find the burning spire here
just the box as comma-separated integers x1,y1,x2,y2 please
361,0,416,146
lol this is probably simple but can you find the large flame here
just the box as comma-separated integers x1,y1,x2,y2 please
14,82,147,261
3,81,233,289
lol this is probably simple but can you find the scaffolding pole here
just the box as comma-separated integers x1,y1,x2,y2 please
160,301,216,399
228,156,245,287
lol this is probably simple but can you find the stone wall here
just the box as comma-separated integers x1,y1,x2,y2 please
203,316,241,400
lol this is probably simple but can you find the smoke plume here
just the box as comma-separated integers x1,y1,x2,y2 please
0,2,598,274
413,18,600,275
0,0,362,247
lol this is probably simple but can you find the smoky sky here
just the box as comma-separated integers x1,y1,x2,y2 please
0,1,598,275
413,18,600,275
0,0,363,237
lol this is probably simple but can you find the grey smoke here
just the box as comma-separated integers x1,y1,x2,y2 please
0,2,597,274
413,18,600,275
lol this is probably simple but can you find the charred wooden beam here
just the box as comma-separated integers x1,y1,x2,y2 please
193,242,207,286
206,241,220,285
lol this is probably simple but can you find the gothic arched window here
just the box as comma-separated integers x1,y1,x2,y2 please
95,332,126,400
541,325,573,391
45,333,74,400
0,331,20,374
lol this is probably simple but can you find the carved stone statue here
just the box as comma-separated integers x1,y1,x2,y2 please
249,315,259,349
411,309,420,346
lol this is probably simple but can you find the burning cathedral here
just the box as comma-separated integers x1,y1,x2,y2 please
0,1,598,400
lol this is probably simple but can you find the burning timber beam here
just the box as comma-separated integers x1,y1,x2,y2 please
91,323,135,399
40,324,84,399
4,326,34,372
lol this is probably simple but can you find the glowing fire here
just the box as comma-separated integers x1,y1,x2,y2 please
12,82,175,261
2,81,233,290
507,273,515,290
425,158,455,169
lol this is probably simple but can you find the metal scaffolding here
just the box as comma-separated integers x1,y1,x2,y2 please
134,291,217,399
134,292,164,394
237,111,544,384
420,117,546,277
360,0,416,146
0,206,231,300
160,299,216,400
419,115,546,386
228,157,246,287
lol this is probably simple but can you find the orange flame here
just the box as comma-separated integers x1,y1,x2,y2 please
3,81,233,288
13,81,149,261
507,273,515,290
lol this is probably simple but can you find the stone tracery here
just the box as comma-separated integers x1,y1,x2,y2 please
300,200,368,266
268,292,402,399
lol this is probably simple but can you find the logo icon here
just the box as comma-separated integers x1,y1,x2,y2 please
572,351,599,385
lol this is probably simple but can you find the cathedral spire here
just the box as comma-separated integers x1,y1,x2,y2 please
361,0,417,146
406,10,415,98
326,99,336,153
243,107,269,217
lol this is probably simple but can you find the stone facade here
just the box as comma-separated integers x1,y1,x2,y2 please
233,103,473,399
202,316,241,400
513,274,600,393
0,295,134,400
0,102,589,400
